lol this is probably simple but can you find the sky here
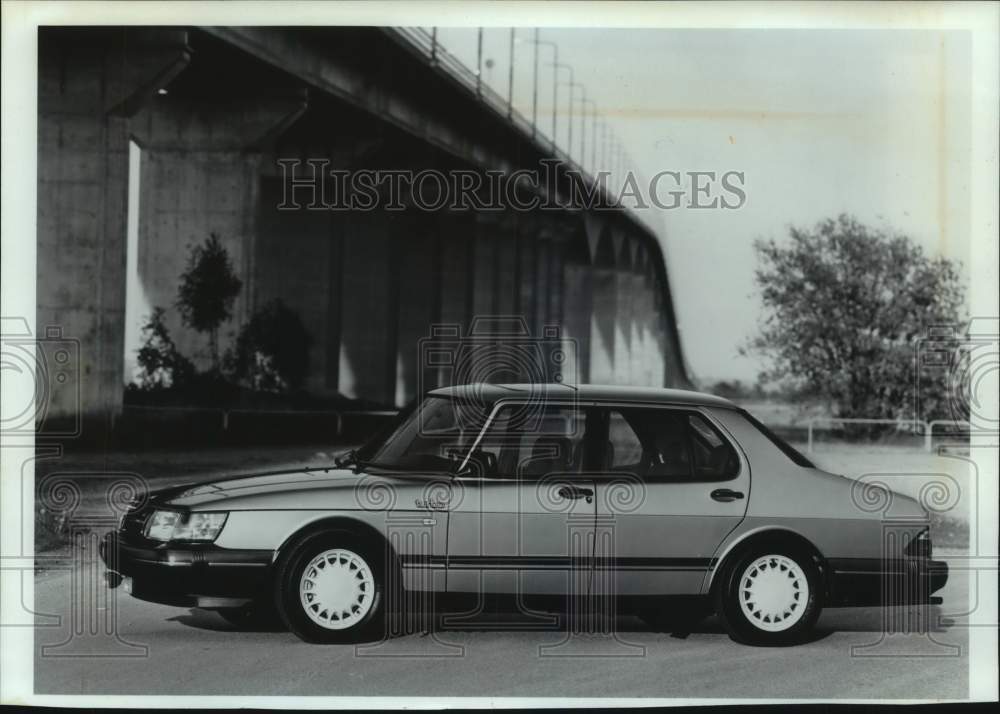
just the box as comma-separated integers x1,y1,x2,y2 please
432,28,972,384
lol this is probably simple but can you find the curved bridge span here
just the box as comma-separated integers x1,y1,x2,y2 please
36,27,689,425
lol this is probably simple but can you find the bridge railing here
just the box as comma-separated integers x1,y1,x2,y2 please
388,27,661,237
393,28,551,149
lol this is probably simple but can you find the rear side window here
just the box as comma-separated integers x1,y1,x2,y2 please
603,408,740,482
739,410,815,468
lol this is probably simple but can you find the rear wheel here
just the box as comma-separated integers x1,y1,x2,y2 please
715,545,821,646
275,533,387,644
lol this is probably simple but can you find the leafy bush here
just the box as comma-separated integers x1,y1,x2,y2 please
133,307,195,390
35,503,71,553
176,233,243,370
228,300,312,393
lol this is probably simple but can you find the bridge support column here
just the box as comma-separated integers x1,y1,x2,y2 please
37,29,191,430
337,211,397,403
613,235,635,386
394,212,441,405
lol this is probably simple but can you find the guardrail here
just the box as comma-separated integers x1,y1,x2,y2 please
805,417,972,453
387,27,661,237
118,404,397,438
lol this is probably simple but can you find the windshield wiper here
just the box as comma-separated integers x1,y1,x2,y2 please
336,450,407,474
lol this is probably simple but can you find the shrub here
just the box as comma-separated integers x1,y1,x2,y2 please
133,307,195,390
176,233,243,370
228,300,312,393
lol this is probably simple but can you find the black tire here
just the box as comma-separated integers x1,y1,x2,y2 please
639,598,712,633
714,543,822,646
274,531,389,644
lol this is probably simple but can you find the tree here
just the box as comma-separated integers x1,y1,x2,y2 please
227,300,312,393
133,307,194,390
708,379,751,400
745,214,966,421
176,233,242,371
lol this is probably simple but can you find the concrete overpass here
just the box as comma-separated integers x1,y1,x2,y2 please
36,26,689,432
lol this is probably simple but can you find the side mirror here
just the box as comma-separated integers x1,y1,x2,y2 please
334,449,357,468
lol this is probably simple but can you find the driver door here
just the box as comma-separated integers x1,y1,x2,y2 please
446,400,601,598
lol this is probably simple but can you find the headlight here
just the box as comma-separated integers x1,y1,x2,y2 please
145,510,228,542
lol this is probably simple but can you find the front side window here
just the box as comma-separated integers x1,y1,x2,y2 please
475,402,592,479
366,396,488,472
603,407,739,482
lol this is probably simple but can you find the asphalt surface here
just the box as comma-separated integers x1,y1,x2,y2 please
32,550,969,699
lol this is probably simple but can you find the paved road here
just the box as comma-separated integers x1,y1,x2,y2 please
32,551,968,699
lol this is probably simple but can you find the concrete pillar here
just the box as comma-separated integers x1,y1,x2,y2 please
636,263,657,387
628,248,647,386
337,211,396,403
516,219,538,336
494,216,519,317
652,287,669,387
37,28,191,431
589,228,617,384
431,212,474,389
255,175,339,395
534,235,553,342
613,237,636,386
394,213,440,405
561,228,593,386
130,83,307,373
471,217,498,319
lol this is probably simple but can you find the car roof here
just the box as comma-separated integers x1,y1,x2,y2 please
427,383,738,409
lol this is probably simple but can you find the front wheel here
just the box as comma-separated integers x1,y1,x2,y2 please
714,546,821,646
275,533,387,644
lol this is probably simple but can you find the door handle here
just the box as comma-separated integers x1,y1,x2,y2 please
710,488,744,502
558,485,594,501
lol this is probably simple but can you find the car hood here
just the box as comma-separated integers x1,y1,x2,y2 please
151,467,448,511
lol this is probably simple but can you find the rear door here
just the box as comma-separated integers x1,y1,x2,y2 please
590,405,750,596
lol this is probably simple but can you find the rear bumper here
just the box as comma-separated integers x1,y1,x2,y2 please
827,557,949,607
99,531,273,608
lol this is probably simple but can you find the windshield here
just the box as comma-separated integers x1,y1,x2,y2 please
364,396,491,472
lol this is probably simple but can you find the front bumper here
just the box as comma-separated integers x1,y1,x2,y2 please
827,557,949,607
99,531,273,608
